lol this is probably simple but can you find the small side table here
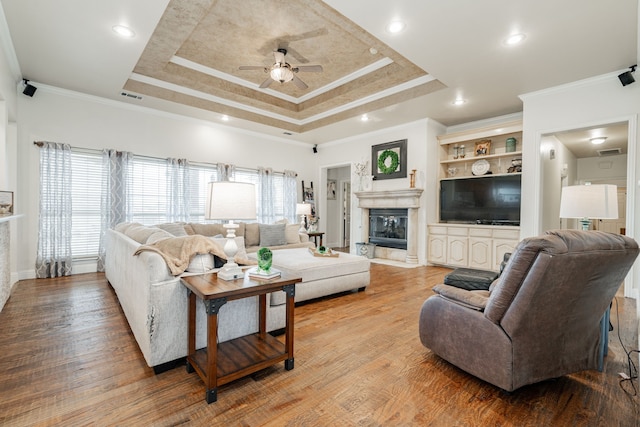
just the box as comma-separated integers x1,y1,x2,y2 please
181,271,301,403
307,231,324,247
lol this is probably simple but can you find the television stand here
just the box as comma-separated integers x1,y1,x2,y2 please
427,223,519,271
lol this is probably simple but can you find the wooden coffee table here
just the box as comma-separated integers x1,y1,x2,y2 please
181,271,301,404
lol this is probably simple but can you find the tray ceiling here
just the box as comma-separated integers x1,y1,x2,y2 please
123,0,445,135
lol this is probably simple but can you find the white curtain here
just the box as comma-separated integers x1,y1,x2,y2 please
284,170,297,223
167,158,190,222
96,149,133,271
35,142,73,278
257,167,274,223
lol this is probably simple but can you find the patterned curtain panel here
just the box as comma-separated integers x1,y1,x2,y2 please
35,142,73,278
284,170,297,223
257,167,274,223
167,158,190,223
96,149,133,272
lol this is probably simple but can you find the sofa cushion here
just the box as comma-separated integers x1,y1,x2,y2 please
259,223,287,247
146,229,174,244
187,222,246,238
155,222,188,237
125,225,165,244
245,223,260,247
261,248,370,283
285,223,302,244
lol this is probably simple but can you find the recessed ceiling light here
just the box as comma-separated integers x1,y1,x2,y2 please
361,114,369,122
112,25,135,38
590,137,607,145
221,114,229,121
387,20,406,34
504,33,526,46
452,98,466,106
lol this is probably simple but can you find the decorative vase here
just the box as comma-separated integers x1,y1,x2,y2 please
409,169,417,188
506,137,517,152
257,247,273,273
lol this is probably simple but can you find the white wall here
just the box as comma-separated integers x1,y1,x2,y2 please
520,72,640,300
540,134,577,231
577,154,628,185
315,118,445,264
15,86,317,278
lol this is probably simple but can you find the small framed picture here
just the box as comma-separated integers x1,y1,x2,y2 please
0,191,13,215
327,179,337,200
371,139,407,180
475,140,491,156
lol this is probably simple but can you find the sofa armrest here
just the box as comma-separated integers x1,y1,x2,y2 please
432,284,489,311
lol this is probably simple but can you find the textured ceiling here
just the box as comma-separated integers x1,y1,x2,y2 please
123,0,445,134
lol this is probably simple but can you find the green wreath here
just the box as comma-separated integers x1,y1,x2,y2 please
377,149,399,174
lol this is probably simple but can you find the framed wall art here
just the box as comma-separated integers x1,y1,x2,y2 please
327,179,337,200
301,181,316,216
474,139,491,156
371,139,407,180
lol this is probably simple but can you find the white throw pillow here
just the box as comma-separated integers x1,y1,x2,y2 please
285,223,301,244
185,254,215,273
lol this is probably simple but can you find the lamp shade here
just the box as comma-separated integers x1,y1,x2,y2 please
559,184,618,220
296,203,312,215
205,182,257,220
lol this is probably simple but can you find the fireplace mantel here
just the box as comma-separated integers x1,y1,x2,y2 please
354,189,423,264
354,188,423,209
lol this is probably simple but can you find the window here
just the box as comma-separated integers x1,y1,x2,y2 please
67,150,295,260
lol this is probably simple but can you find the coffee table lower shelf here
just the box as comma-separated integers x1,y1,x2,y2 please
187,333,292,389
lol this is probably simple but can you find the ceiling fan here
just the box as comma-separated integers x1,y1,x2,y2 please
239,48,323,90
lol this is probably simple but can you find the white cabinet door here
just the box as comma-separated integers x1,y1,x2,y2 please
469,238,492,270
493,239,518,271
447,236,468,267
428,234,447,264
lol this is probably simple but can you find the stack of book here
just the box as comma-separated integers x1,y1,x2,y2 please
247,267,281,280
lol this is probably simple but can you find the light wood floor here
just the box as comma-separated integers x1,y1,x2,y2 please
0,264,638,426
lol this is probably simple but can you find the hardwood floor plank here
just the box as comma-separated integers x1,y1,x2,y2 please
0,265,638,426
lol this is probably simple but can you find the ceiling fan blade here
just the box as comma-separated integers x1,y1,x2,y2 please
292,75,308,89
239,66,266,71
295,65,323,73
259,77,273,89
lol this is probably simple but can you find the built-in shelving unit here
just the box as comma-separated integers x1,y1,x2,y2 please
428,120,523,269
437,120,523,179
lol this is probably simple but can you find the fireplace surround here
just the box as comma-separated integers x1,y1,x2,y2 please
354,188,423,264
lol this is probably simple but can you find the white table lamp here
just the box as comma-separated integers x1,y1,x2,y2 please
205,181,256,280
559,184,618,230
296,203,312,232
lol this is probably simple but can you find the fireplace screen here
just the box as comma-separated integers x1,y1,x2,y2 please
369,208,408,250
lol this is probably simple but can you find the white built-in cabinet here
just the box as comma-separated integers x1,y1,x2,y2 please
429,119,524,271
428,224,519,271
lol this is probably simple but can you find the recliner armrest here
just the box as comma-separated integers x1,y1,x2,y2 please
432,284,489,311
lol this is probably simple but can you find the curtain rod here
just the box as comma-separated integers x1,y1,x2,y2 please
33,141,297,176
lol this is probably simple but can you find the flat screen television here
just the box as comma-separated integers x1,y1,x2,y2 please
440,175,521,225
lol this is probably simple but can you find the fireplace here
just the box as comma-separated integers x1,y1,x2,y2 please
369,208,408,249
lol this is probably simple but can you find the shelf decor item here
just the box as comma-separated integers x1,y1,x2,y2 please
256,247,273,273
506,137,517,152
371,139,407,180
0,191,13,215
471,159,491,176
474,140,491,156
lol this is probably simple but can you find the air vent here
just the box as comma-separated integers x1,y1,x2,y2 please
597,148,622,156
120,91,143,100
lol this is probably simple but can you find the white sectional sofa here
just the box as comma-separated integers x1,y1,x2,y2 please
104,221,370,372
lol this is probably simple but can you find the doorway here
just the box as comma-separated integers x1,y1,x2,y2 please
342,181,351,247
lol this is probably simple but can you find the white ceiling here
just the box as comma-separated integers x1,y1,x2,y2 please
1,0,638,145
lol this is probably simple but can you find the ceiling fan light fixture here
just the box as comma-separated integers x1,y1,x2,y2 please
270,63,294,83
590,137,607,145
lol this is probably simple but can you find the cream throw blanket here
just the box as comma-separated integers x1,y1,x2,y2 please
134,235,256,276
